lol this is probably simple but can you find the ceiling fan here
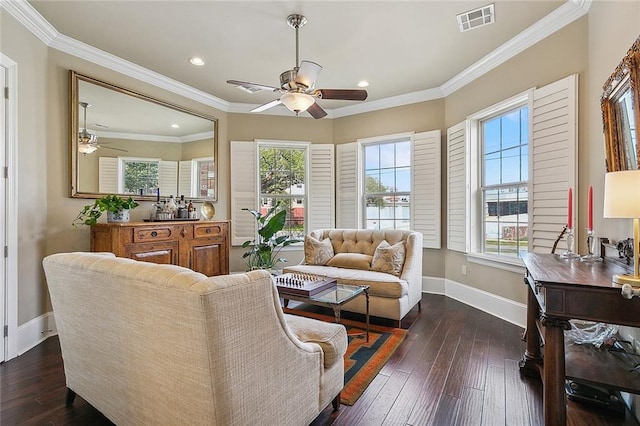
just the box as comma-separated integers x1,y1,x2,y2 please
78,102,127,154
226,14,368,119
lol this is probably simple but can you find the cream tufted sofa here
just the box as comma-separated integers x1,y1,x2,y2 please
43,252,347,426
284,229,423,326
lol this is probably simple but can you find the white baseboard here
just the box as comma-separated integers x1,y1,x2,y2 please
17,311,57,356
422,276,526,328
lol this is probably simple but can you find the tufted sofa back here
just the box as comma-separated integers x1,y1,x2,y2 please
309,228,415,256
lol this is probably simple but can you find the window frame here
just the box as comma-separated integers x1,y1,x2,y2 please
359,133,414,231
117,156,161,195
467,90,531,269
257,140,310,243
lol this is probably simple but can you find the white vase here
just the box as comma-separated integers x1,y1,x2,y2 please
107,209,130,223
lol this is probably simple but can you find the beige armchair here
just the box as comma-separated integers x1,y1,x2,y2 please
43,252,346,425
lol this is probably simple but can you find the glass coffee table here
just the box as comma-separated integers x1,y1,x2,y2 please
280,284,370,341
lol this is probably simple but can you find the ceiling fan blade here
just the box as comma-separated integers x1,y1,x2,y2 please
316,89,368,101
296,60,322,89
99,145,128,152
307,102,327,119
251,99,282,113
227,80,279,93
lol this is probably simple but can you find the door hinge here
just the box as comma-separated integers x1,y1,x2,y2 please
3,166,7,179
4,87,8,100
3,325,7,337
4,246,7,258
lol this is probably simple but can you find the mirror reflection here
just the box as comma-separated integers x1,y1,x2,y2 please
602,35,640,172
70,71,218,201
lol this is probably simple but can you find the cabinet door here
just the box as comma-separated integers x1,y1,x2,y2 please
190,240,228,276
125,241,179,265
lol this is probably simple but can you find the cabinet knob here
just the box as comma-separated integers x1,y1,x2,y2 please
206,228,211,234
151,231,158,237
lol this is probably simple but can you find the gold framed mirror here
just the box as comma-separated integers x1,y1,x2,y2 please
70,71,218,202
602,35,640,172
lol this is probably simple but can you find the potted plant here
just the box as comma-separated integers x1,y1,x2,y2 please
241,202,302,271
73,194,139,227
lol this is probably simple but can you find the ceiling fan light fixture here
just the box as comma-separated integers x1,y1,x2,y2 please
280,92,315,114
78,143,98,155
79,101,98,144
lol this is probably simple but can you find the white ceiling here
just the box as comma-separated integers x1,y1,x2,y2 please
24,0,581,118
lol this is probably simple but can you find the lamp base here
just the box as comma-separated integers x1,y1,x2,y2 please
611,274,640,286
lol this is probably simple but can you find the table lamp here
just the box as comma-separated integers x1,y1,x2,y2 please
603,170,640,286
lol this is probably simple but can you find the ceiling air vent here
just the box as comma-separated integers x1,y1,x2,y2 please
457,4,495,32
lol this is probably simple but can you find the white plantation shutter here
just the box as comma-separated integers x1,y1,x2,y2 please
336,142,361,228
308,144,335,231
178,160,192,198
530,74,578,253
230,141,257,246
447,122,469,253
98,157,118,193
412,130,441,249
158,161,178,196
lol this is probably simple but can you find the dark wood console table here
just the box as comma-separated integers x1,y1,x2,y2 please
520,253,640,425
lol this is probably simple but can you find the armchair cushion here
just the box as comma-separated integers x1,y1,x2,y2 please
285,314,347,368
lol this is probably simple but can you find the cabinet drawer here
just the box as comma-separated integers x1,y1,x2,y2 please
133,226,174,242
194,223,225,238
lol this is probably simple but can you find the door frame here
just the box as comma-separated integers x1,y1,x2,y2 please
1,52,19,361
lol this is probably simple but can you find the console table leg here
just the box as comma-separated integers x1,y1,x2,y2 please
543,319,569,426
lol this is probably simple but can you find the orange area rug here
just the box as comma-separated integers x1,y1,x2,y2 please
283,308,407,405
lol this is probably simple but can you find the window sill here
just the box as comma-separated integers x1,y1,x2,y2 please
466,252,525,274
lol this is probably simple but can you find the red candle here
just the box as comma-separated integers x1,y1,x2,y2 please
587,185,593,230
567,187,573,228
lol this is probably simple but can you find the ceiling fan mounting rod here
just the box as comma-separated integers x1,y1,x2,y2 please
287,14,307,70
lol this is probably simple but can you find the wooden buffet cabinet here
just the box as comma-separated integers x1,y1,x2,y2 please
90,220,229,277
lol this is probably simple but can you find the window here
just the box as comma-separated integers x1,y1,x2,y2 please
480,106,528,258
259,145,307,239
197,159,215,198
363,139,412,230
120,158,159,196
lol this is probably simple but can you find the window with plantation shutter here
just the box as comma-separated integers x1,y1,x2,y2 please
158,161,178,197
449,74,578,267
308,144,335,231
178,160,192,197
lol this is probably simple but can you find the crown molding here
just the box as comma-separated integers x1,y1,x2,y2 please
3,0,590,119
440,0,591,96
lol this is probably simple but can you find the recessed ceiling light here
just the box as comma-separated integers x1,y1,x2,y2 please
357,80,369,88
189,57,205,66
171,124,180,129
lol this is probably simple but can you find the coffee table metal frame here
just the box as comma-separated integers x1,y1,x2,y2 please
279,284,370,342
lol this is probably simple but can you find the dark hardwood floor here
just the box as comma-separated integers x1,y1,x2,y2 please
1,294,637,425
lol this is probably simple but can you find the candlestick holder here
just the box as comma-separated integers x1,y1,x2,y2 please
560,227,580,259
581,228,602,262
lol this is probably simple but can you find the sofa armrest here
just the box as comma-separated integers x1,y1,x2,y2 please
284,314,347,368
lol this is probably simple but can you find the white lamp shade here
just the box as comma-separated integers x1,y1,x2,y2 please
78,143,98,154
603,170,640,218
280,92,315,113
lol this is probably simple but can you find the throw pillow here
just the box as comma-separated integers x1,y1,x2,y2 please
327,253,372,271
371,240,405,276
304,236,334,265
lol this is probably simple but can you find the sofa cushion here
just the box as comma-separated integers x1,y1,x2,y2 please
326,253,372,271
304,236,334,265
284,314,347,368
284,264,408,299
371,240,405,276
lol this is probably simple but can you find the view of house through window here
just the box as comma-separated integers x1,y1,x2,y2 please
121,159,159,196
363,139,411,230
481,105,529,258
259,145,307,239
197,160,216,198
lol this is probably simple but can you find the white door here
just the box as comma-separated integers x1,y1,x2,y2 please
0,64,7,362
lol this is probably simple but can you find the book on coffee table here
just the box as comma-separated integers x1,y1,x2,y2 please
274,272,336,297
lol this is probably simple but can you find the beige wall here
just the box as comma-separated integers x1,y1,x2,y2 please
3,3,640,327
